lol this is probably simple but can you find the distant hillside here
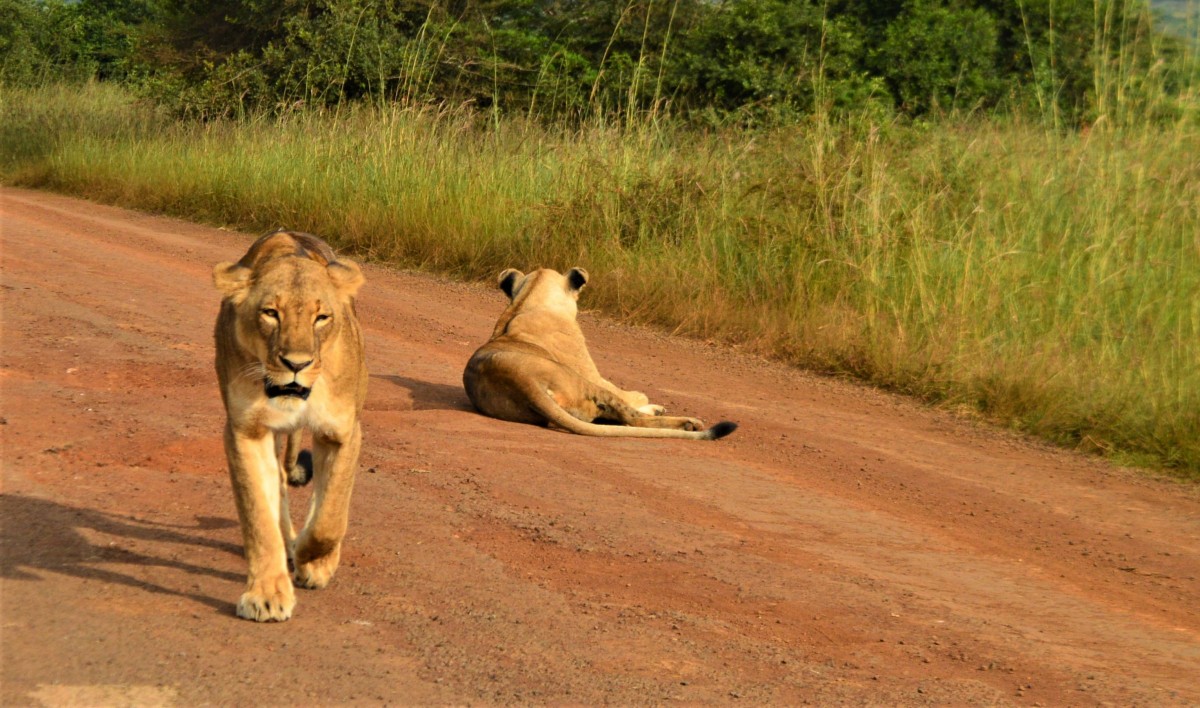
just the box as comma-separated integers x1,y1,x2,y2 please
1153,0,1197,40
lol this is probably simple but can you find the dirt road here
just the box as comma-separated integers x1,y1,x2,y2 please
2,187,1198,706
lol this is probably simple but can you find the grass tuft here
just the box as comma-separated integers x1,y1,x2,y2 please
3,82,1197,477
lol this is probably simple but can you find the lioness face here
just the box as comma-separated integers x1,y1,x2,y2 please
251,259,340,400
215,255,363,404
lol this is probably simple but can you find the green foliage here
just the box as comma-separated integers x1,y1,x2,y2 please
876,1,999,113
262,0,410,104
0,0,53,84
670,0,827,116
2,0,1191,123
0,0,164,85
0,0,92,84
992,0,1101,121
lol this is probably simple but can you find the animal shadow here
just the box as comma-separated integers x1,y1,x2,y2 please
0,493,243,614
371,374,473,412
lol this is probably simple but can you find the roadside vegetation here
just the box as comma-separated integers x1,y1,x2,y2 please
1,0,1197,476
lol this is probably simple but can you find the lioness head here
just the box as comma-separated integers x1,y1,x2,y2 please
213,231,364,402
499,266,587,305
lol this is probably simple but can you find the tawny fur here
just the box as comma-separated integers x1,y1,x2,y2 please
463,268,737,440
213,230,367,621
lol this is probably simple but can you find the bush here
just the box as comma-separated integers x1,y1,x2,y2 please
876,0,1000,114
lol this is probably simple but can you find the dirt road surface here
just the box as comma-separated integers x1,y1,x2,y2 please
2,187,1198,706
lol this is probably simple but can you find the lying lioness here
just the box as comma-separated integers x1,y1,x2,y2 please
463,267,737,440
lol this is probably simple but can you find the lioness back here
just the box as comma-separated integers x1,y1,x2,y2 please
464,267,736,441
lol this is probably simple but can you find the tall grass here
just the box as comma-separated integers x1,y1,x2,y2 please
2,82,1197,476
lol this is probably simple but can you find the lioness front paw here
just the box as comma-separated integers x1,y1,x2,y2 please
236,573,295,622
294,547,341,589
638,404,666,416
681,417,705,432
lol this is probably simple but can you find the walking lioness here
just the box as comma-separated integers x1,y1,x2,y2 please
464,267,737,440
213,230,367,621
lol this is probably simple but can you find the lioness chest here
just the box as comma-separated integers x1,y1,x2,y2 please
233,378,356,441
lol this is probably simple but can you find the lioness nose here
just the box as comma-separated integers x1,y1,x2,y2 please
279,354,313,373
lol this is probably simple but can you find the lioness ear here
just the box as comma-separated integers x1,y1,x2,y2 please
567,267,588,292
328,259,365,298
498,269,522,299
213,262,251,301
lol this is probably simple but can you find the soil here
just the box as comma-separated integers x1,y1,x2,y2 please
2,187,1198,706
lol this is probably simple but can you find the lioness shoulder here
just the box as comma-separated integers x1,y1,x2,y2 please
213,230,367,622
463,267,736,440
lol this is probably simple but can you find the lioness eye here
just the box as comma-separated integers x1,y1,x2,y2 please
315,314,331,324
261,308,279,320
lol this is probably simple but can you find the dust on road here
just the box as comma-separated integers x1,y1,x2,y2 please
2,187,1198,705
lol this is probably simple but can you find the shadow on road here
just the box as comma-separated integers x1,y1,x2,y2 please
371,374,473,412
0,493,242,614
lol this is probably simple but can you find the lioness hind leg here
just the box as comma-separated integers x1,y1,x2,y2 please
294,423,362,590
590,390,703,431
627,414,706,431
608,385,667,415
280,429,312,486
274,432,298,565
279,470,297,566
620,389,651,409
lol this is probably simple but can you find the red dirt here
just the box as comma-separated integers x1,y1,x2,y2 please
2,187,1198,706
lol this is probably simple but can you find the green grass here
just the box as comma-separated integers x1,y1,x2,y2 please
3,82,1198,477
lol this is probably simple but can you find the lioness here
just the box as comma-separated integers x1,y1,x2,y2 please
213,230,367,621
464,267,737,440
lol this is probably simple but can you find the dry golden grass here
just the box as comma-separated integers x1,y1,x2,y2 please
3,83,1197,475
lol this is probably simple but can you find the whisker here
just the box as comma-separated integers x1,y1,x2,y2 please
238,362,267,381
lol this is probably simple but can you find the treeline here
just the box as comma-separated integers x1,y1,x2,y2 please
0,0,1192,121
